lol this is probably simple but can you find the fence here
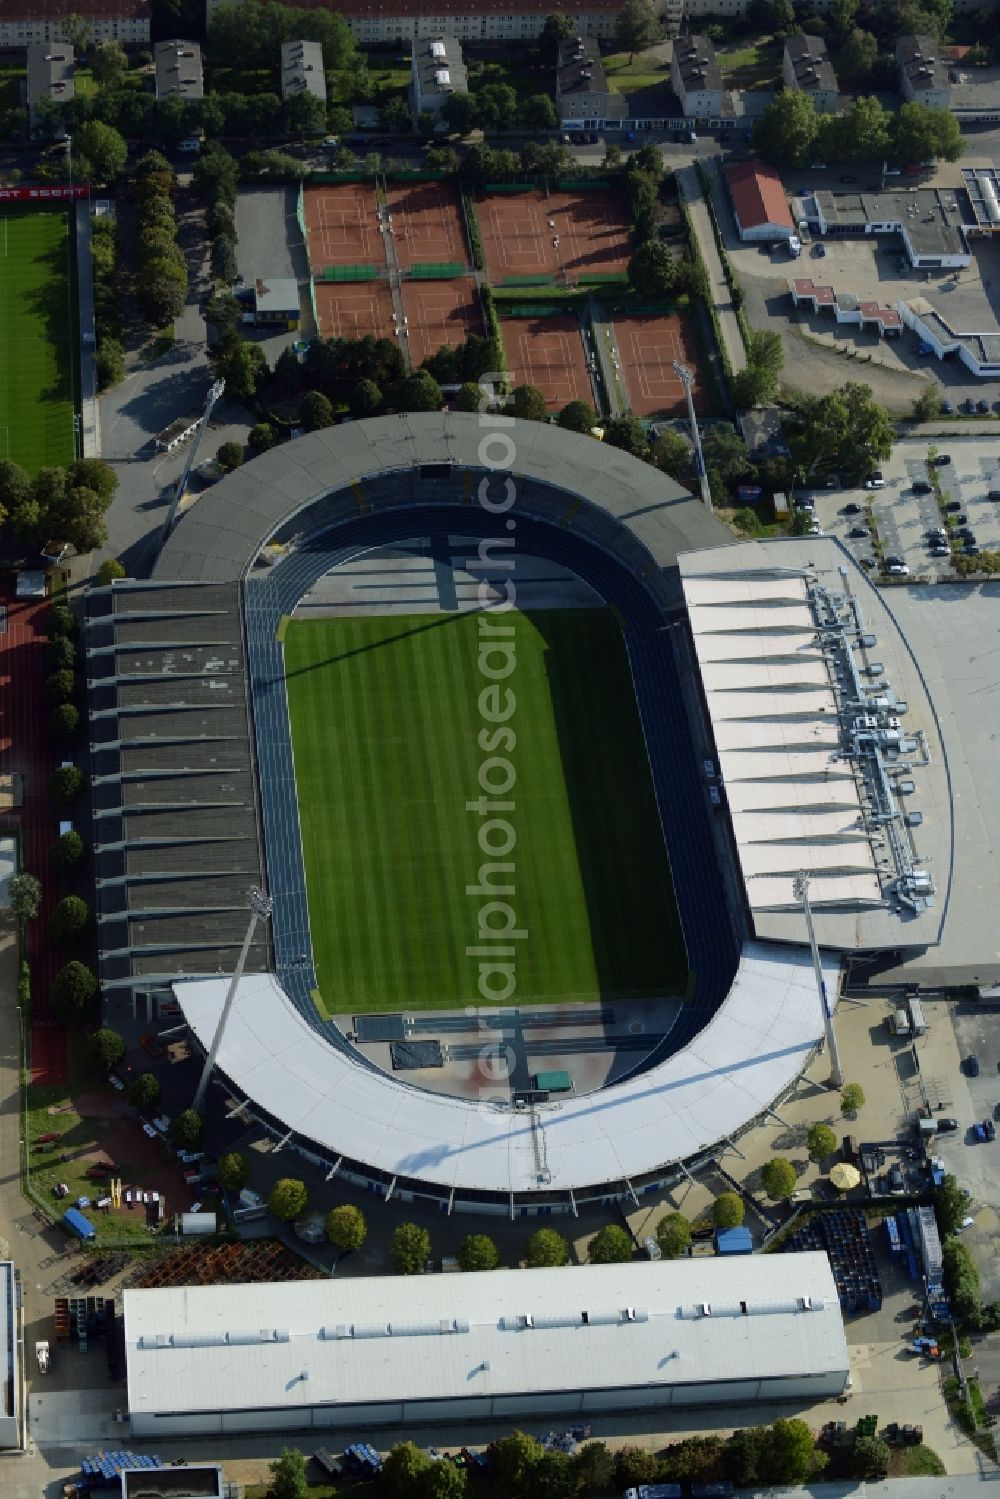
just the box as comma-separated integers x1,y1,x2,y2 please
296,183,311,279
578,272,629,285
409,261,466,279
500,274,556,287
482,181,535,193
320,264,382,281
556,176,614,190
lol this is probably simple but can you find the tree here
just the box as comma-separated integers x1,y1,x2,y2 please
326,1203,367,1251
724,1426,768,1487
890,101,963,166
934,1174,972,1239
391,1221,430,1274
299,390,335,432
653,429,690,478
603,413,648,458
628,241,678,300
384,1443,431,1497
525,1227,569,1267
170,1108,204,1149
458,1232,500,1271
51,960,98,1021
615,1447,659,1488
49,894,90,945
46,669,76,707
96,338,125,390
128,1071,160,1111
50,830,85,869
615,0,662,61
274,346,303,394
656,1212,692,1258
49,702,80,744
10,872,42,922
422,1462,468,1499
266,1176,307,1221
838,29,879,83
248,423,277,453
453,382,483,413
759,1419,825,1486
753,91,819,167
442,92,479,134
712,1192,745,1229
841,1081,865,1115
216,441,244,473
522,94,557,130
760,1156,797,1200
73,120,127,183
97,558,126,585
574,1443,614,1494
380,94,413,134
394,370,443,412
539,12,576,65
90,1028,125,1071
211,233,238,283
210,339,267,404
137,261,187,326
348,379,383,418
508,384,548,422
476,83,518,132
193,142,239,206
807,1122,838,1160
270,1449,308,1499
491,1432,543,1499
828,94,889,162
0,459,31,527
943,1237,982,1322
217,1151,250,1191
91,40,128,90
49,764,84,804
587,1223,633,1263
852,1436,890,1480
732,329,783,410
558,399,596,433
913,387,942,422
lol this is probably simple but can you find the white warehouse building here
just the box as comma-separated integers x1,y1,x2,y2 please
124,1256,849,1437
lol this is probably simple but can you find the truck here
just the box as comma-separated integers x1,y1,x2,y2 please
35,1340,50,1374
62,1206,96,1242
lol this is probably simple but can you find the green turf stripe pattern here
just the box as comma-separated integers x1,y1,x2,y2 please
284,609,687,1014
0,207,76,474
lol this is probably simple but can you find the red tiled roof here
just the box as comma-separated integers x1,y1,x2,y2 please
880,309,902,326
725,161,794,234
3,0,149,17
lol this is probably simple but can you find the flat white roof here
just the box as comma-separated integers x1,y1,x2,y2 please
124,1255,848,1417
174,941,839,1196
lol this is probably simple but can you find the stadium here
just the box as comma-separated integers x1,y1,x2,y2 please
87,414,966,1215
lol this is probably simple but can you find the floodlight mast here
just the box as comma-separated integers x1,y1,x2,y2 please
793,871,843,1088
157,378,226,554
673,360,712,511
192,886,272,1115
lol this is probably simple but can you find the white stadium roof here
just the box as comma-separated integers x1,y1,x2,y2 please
174,941,839,1196
124,1256,849,1419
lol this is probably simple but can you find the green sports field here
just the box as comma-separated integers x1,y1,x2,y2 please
0,207,77,473
284,609,687,1014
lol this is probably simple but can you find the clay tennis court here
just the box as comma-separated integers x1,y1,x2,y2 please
500,315,594,411
387,181,468,272
304,183,385,271
401,278,483,367
314,280,396,342
479,189,632,284
613,312,705,418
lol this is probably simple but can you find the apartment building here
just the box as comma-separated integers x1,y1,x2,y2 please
0,0,150,47
155,39,204,102
281,39,328,104
783,34,838,114
26,41,74,128
555,36,626,127
897,34,951,109
671,33,725,118
412,35,467,117
206,0,626,44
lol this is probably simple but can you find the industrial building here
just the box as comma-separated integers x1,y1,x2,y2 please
724,161,795,241
0,1261,20,1448
124,1256,850,1436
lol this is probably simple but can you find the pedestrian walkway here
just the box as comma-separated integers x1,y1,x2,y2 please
73,205,100,458
676,164,746,377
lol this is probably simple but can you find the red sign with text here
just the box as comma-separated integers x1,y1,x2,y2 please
0,184,89,202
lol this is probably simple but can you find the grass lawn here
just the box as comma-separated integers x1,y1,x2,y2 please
718,42,780,88
25,1032,155,1246
888,1446,946,1478
0,206,77,473
603,50,672,92
284,609,686,1014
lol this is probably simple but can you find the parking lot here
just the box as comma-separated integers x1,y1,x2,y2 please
803,435,1000,581
936,1004,1000,1304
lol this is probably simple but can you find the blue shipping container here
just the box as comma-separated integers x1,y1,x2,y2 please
715,1227,753,1255
63,1207,96,1242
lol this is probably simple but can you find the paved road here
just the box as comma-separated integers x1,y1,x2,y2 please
676,164,746,377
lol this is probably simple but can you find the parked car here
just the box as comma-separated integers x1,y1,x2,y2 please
966,1054,981,1076
934,453,952,465
813,243,826,257
978,400,989,414
930,545,950,558
885,562,910,576
936,1117,959,1133
885,554,904,568
849,526,869,538
946,500,962,511
941,400,954,414
984,1119,997,1142
927,527,947,540
912,480,931,493
843,501,862,514
865,476,886,490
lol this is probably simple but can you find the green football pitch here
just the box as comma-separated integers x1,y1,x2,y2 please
0,207,77,473
284,609,687,1015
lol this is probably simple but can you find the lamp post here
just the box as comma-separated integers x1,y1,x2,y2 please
158,378,226,555
793,871,843,1088
673,360,712,511
192,886,272,1115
